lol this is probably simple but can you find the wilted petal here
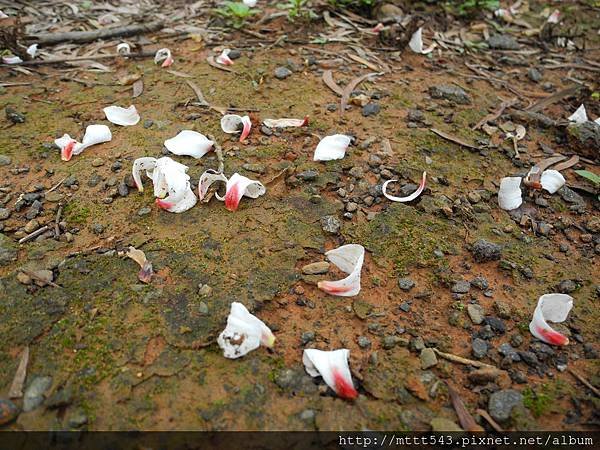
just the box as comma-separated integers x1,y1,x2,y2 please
216,48,233,66
262,116,309,128
78,124,112,154
198,169,228,201
152,158,196,213
221,114,252,142
372,23,385,33
224,173,266,211
498,176,523,210
313,134,351,161
539,169,565,194
408,27,436,54
547,9,561,23
116,43,131,55
154,48,173,67
529,294,573,346
568,104,587,124
132,157,157,192
55,134,78,161
382,172,426,203
243,0,257,6
303,349,358,399
103,105,140,126
26,44,38,59
318,244,364,297
217,302,275,359
126,246,153,283
0,10,8,19
2,55,22,64
164,130,214,159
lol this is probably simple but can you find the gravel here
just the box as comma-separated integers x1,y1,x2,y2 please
488,389,524,422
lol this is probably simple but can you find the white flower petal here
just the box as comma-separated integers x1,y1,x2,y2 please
408,27,436,54
103,105,140,126
164,130,213,159
382,172,427,203
216,48,233,66
2,56,23,64
313,134,351,161
154,48,173,67
132,157,157,192
539,169,565,194
217,302,275,359
243,0,257,6
498,176,523,210
79,124,112,153
224,173,266,211
55,134,78,161
529,294,573,346
116,43,131,55
125,246,153,283
262,116,309,128
547,9,561,23
26,44,38,59
0,10,8,19
568,104,588,124
221,114,252,141
302,349,357,399
318,244,364,297
198,169,228,201
153,158,196,213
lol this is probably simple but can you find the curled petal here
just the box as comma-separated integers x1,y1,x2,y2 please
198,169,228,201
56,125,112,161
103,105,140,126
132,157,157,192
262,116,309,128
529,294,573,346
539,169,565,194
382,172,426,203
408,27,436,54
116,43,130,55
153,159,196,213
221,114,252,142
217,302,275,359
125,246,153,283
313,134,351,161
303,349,357,399
498,176,523,210
372,23,385,33
26,44,38,59
164,130,214,159
55,134,78,162
224,173,266,211
154,48,173,67
2,55,23,64
547,9,561,23
318,244,364,297
216,48,233,66
568,104,588,124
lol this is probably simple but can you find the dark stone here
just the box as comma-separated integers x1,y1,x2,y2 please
527,68,542,82
0,399,19,425
398,278,415,291
362,103,380,117
557,279,577,294
274,67,292,80
471,239,502,262
117,182,129,197
228,49,242,59
451,280,470,294
518,351,539,367
5,106,25,124
428,85,471,104
320,215,341,234
472,338,488,359
471,276,489,290
488,389,524,422
296,170,319,181
488,34,520,50
357,336,371,348
485,317,506,334
300,331,315,345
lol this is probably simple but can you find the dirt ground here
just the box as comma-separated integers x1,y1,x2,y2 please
0,0,599,432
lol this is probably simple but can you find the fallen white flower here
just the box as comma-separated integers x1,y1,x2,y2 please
303,349,357,399
103,105,140,126
26,44,38,59
55,124,112,161
116,43,131,55
568,104,588,124
313,134,351,161
198,169,228,201
382,172,427,203
164,130,213,159
263,116,309,128
408,27,436,55
497,176,523,211
2,55,22,64
216,48,233,66
154,48,173,67
243,0,257,6
132,156,197,213
529,294,573,346
224,173,266,211
318,244,364,297
547,9,561,23
539,169,565,194
221,114,252,142
0,10,8,19
217,302,275,359
125,246,153,283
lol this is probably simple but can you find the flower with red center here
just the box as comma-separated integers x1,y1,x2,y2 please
223,173,266,212
303,349,358,400
529,294,573,346
317,244,365,297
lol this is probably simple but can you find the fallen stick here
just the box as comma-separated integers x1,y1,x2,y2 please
45,176,67,195
22,269,61,288
446,382,484,432
526,85,582,113
18,225,49,244
430,128,480,150
8,346,29,399
433,348,496,369
476,409,504,432
1,51,156,67
27,21,164,46
569,368,600,397
473,98,518,130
